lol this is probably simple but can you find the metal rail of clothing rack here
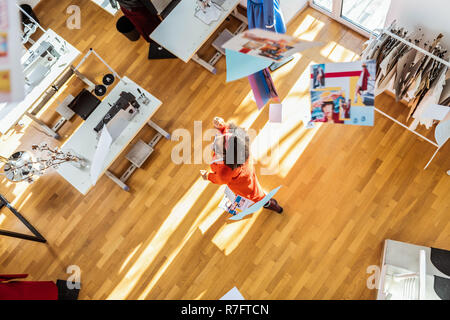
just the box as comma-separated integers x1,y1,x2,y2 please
371,28,450,170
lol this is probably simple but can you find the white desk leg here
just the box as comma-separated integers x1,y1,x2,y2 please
52,117,67,132
71,67,96,91
105,170,130,192
424,146,441,170
232,8,248,24
107,122,170,192
192,54,217,74
148,120,171,140
25,112,60,139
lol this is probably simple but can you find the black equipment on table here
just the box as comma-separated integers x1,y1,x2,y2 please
94,91,140,133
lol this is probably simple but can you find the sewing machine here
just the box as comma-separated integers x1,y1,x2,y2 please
22,40,61,92
0,29,80,136
94,91,140,138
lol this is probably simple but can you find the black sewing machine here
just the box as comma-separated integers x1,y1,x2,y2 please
94,91,140,133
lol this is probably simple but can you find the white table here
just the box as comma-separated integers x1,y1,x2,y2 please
150,0,246,73
0,29,80,136
57,76,166,195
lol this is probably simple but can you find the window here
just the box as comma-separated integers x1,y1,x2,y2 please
310,0,392,35
341,0,391,33
312,0,333,12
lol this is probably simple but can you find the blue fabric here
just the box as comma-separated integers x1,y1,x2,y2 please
246,0,286,110
247,0,286,33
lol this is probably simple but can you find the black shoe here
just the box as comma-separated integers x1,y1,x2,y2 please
264,199,283,214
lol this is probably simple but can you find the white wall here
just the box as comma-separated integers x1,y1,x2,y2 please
281,0,308,24
385,0,450,49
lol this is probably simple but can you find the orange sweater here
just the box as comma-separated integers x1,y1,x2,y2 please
207,125,266,202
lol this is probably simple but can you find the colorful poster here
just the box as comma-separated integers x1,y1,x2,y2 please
0,0,24,103
309,60,376,126
229,186,282,221
219,187,254,216
223,28,322,62
0,32,7,58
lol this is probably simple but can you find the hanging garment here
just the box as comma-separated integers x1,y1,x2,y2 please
407,54,445,120
118,0,161,42
394,48,416,101
376,42,401,95
439,71,450,105
411,66,448,129
362,37,381,61
247,0,286,33
401,52,425,99
246,0,285,109
378,42,400,79
376,66,396,96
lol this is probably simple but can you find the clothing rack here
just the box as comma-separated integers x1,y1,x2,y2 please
371,28,450,170
374,29,450,68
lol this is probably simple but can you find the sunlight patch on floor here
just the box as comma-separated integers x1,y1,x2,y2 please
118,243,142,274
136,183,225,299
232,92,262,130
198,185,227,234
107,178,208,299
194,290,207,300
293,14,325,41
321,42,358,62
211,210,262,256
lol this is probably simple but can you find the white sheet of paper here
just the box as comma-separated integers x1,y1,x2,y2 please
229,186,282,221
220,287,245,300
90,126,113,185
219,187,254,214
435,113,450,147
269,103,283,123
420,104,450,121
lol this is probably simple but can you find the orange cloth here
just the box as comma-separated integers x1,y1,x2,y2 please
207,124,266,202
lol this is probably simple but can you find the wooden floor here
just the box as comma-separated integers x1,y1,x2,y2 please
0,2,449,300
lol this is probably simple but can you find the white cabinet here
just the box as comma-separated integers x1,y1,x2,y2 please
378,240,450,300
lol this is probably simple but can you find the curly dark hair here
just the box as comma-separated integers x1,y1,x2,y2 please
222,123,250,170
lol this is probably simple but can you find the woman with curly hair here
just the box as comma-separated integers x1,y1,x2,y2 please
200,117,283,214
